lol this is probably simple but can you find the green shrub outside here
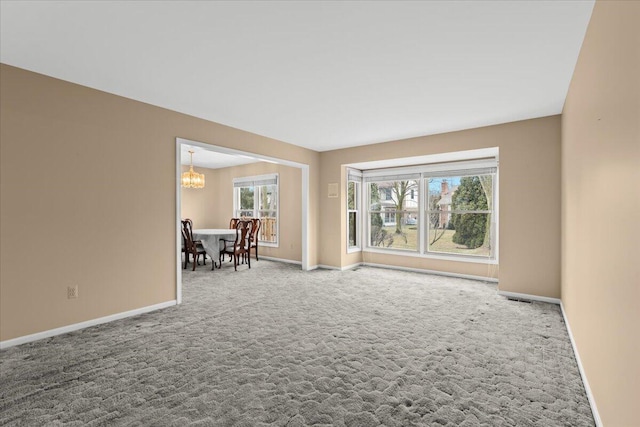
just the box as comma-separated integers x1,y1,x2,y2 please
451,176,488,249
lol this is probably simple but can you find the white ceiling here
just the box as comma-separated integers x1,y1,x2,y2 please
181,144,259,170
0,1,594,152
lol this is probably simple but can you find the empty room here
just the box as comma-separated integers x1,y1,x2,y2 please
1,1,638,426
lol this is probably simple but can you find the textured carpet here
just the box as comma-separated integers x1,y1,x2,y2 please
1,261,594,426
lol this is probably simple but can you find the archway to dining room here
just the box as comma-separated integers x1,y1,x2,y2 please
175,137,311,304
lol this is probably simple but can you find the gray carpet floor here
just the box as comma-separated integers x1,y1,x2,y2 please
1,260,594,426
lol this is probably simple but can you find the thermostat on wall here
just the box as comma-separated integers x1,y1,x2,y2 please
328,183,339,198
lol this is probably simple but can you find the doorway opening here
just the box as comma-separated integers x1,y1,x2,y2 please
175,137,311,304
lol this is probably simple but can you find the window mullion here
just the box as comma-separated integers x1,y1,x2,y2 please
254,186,260,218
234,188,239,218
439,210,492,214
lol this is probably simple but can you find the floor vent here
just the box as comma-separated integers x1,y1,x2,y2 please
507,297,532,303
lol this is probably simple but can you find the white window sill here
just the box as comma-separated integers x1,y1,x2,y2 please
260,242,279,248
347,247,362,254
363,247,498,265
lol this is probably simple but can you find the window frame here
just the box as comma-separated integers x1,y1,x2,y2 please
366,178,420,253
425,173,495,260
346,169,362,253
357,159,498,264
233,173,279,247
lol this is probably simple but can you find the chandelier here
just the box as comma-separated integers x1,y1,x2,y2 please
181,150,205,189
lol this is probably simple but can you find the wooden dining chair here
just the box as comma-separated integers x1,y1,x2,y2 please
182,219,203,246
181,219,190,266
248,218,261,261
221,218,241,262
220,220,252,271
181,220,207,271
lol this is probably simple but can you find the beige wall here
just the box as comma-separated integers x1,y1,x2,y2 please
561,1,640,425
320,116,561,298
181,162,302,261
180,165,219,229
0,64,320,341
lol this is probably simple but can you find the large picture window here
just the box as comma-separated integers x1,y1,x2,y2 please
233,174,278,245
358,160,497,261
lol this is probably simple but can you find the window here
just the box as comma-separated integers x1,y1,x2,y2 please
359,159,497,261
347,170,362,250
426,172,494,258
366,174,420,251
233,174,278,245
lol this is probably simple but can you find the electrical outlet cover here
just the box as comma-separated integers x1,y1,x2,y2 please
67,286,78,299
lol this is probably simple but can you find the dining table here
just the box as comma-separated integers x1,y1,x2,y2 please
192,228,236,269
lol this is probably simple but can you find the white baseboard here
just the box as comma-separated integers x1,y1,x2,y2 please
317,263,361,271
259,256,302,266
317,264,340,270
560,303,603,427
0,300,177,350
497,290,561,305
362,262,499,283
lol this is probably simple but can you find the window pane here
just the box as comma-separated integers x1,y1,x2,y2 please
368,179,418,251
258,185,277,211
369,183,381,211
428,213,492,257
239,187,254,210
369,211,418,251
429,176,491,210
369,180,418,211
428,178,453,219
238,210,254,218
347,182,356,210
348,211,357,247
369,213,387,246
478,175,493,211
259,211,277,243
